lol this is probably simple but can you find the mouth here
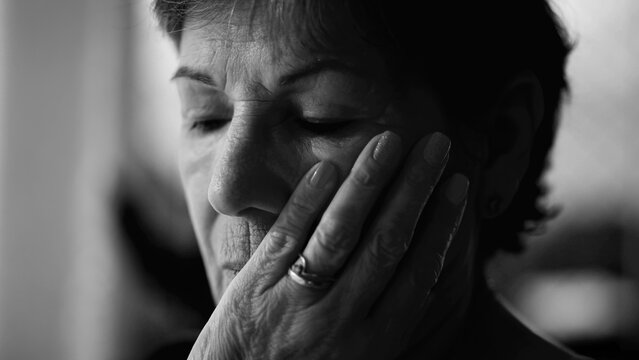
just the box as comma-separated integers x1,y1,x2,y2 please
212,214,275,273
220,260,247,273
221,267,242,277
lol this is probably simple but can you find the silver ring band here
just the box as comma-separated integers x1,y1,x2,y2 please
287,254,335,290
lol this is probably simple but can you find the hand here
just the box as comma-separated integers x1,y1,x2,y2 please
188,131,469,360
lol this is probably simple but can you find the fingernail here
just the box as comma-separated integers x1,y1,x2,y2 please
423,132,451,166
373,131,402,164
308,161,336,188
445,173,469,205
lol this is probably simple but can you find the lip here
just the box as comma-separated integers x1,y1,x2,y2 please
210,213,276,273
216,239,252,272
221,267,242,277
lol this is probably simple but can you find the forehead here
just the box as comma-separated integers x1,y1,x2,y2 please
177,3,388,85
178,0,368,50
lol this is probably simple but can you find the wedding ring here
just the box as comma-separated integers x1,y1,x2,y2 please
287,254,335,290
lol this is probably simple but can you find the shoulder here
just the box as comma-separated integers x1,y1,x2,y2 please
455,286,593,360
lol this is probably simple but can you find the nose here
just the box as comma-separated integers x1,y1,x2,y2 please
207,112,290,217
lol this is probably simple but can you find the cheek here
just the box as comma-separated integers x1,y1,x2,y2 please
302,111,445,182
306,127,382,180
178,136,217,239
384,90,447,147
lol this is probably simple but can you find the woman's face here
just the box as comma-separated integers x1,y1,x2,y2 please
175,14,451,303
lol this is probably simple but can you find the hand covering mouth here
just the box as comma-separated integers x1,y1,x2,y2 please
215,215,275,271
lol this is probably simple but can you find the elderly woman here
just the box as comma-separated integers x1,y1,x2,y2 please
153,0,589,358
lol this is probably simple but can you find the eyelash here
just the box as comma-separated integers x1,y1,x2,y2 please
297,118,355,134
189,119,229,133
188,117,354,135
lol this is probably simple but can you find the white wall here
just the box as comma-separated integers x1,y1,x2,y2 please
549,0,639,223
0,0,7,349
0,1,85,358
0,1,125,359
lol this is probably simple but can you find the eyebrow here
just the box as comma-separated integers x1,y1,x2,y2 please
278,58,367,86
171,58,367,88
172,67,217,87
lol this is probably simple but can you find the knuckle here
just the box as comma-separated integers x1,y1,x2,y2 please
350,164,379,188
405,162,427,185
275,198,318,236
371,228,408,266
314,218,355,256
289,193,317,216
264,231,296,256
273,218,304,239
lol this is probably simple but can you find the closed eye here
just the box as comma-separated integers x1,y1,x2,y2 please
189,118,230,133
297,118,355,134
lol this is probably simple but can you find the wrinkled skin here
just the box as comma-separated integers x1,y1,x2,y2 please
175,11,482,360
187,132,469,359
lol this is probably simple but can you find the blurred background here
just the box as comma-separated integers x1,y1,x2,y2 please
0,0,637,359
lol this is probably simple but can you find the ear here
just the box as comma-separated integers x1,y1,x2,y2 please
478,72,544,219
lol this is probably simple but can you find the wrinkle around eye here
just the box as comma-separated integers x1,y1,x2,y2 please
187,118,230,134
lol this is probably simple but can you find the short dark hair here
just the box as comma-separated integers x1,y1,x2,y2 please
153,0,572,261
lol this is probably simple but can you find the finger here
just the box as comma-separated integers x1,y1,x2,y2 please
301,131,403,277
243,161,339,291
332,132,451,312
370,174,469,346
